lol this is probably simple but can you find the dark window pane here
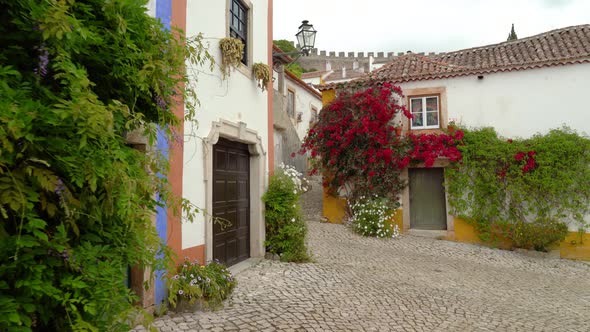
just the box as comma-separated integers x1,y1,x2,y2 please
426,97,438,112
412,112,423,127
427,112,439,126
229,0,248,64
411,98,423,114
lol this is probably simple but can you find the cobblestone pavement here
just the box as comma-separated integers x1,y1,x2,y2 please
143,178,590,331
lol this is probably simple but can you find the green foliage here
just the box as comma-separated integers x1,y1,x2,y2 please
512,219,568,251
507,23,518,41
273,39,316,78
274,39,298,53
350,196,400,238
166,259,236,310
262,168,310,262
446,127,589,251
0,1,212,331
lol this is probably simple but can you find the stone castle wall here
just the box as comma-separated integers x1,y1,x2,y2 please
296,47,440,72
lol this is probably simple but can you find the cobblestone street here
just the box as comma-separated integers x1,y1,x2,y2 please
147,179,590,331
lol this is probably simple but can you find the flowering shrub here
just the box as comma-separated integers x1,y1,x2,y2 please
408,131,463,167
167,258,236,310
350,196,401,238
262,165,310,262
279,163,310,194
302,84,463,204
302,83,414,202
447,127,589,251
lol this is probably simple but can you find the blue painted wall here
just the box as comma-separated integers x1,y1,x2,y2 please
154,0,172,309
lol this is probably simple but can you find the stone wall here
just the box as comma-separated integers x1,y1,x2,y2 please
273,90,307,173
296,47,439,72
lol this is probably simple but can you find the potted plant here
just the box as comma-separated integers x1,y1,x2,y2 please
252,62,271,92
167,258,237,312
219,37,244,78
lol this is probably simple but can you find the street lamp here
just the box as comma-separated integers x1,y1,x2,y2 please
295,20,317,56
273,20,317,60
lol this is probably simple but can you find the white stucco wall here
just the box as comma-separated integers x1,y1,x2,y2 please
400,63,590,138
284,77,322,140
182,0,270,249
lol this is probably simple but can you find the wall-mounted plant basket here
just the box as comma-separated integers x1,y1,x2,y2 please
252,62,271,92
219,37,244,79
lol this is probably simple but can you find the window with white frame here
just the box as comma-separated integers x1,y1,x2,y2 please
410,95,439,129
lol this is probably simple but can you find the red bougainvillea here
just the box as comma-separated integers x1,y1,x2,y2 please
407,131,463,167
301,83,463,202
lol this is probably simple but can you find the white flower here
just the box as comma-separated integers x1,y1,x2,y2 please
291,218,296,222
178,290,184,295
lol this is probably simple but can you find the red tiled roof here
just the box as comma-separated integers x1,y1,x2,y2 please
324,69,367,82
285,70,322,99
320,24,590,90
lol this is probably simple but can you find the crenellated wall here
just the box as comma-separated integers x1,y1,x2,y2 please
296,46,440,72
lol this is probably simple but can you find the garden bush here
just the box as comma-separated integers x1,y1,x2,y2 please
349,196,400,238
0,1,211,330
511,219,569,252
262,164,310,262
167,259,236,311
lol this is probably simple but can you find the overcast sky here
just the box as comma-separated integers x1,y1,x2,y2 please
273,0,590,53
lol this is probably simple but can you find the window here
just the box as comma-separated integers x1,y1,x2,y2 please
287,90,295,118
310,107,318,125
229,0,248,64
410,96,439,129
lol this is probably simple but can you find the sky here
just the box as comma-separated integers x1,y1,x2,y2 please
273,0,590,53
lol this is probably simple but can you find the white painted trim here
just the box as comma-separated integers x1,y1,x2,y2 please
203,119,266,263
410,95,440,129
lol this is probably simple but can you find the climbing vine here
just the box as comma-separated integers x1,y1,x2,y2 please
0,1,212,331
446,127,590,250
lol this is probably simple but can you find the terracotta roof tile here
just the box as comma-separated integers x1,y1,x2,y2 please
320,24,590,90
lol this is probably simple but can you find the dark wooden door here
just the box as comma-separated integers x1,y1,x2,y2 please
409,168,447,230
213,138,250,266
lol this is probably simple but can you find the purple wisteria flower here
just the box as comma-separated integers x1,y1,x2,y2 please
34,46,49,77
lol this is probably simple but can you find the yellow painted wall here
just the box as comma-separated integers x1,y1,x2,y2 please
560,232,590,261
390,208,403,231
323,188,347,224
452,217,590,261
322,89,336,106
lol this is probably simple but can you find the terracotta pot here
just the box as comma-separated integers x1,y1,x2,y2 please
394,127,403,136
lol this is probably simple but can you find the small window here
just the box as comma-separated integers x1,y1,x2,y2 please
310,107,318,125
287,90,295,118
410,96,439,129
229,0,248,64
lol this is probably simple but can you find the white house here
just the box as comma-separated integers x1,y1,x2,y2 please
272,46,322,172
181,0,272,268
320,24,590,240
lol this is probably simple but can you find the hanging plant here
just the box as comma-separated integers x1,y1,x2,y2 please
219,37,244,78
252,62,271,92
